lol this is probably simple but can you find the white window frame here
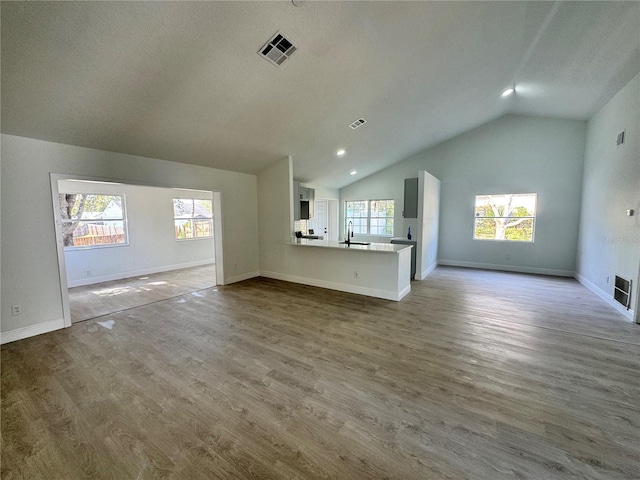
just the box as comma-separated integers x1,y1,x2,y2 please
345,199,395,236
61,193,129,250
473,193,537,242
173,198,214,240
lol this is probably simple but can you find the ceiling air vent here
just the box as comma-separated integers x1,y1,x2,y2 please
349,118,366,129
616,130,625,147
258,31,297,67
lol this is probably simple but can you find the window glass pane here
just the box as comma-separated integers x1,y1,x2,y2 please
175,219,193,239
346,201,368,218
370,200,394,218
194,200,213,218
173,199,195,218
474,194,536,242
60,193,127,248
353,221,367,234
193,219,213,237
174,198,214,239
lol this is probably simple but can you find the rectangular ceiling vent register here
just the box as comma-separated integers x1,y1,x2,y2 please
616,130,625,147
258,32,297,67
349,118,367,129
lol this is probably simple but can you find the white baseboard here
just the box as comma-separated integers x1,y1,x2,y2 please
417,262,438,281
224,271,260,285
0,318,66,345
438,260,574,277
67,260,215,288
261,271,409,301
574,273,635,322
397,284,411,301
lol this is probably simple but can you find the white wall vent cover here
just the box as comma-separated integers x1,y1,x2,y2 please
349,118,367,129
617,130,625,147
258,32,297,67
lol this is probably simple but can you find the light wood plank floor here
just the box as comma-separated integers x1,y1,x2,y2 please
68,264,216,323
2,267,639,479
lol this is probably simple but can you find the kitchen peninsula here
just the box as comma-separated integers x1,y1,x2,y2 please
285,239,413,301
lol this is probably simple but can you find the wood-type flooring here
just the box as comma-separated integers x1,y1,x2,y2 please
2,267,639,479
68,264,216,323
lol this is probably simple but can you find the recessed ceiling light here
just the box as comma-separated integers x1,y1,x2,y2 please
336,149,346,157
350,170,357,176
501,87,515,97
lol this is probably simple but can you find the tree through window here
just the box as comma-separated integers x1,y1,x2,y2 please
59,193,127,247
474,194,536,242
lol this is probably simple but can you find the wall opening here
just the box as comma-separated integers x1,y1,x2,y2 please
51,174,224,327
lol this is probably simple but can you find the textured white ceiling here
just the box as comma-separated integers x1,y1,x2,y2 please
2,1,639,188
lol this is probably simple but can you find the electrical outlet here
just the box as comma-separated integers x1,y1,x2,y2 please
11,305,22,316
85,269,91,277
354,271,359,278
606,276,610,284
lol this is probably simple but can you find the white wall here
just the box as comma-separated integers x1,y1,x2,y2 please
576,73,640,322
0,134,259,342
258,156,294,274
340,114,587,275
59,180,215,287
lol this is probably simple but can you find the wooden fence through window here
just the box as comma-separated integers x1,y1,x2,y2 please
72,224,125,246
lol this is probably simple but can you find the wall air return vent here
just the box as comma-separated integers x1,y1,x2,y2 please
616,130,625,147
613,275,632,309
258,31,297,67
349,118,366,129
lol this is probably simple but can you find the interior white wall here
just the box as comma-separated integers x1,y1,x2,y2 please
340,114,587,275
576,73,640,322
258,156,294,274
59,180,214,287
0,134,259,342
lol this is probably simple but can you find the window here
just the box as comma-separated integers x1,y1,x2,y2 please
345,199,394,236
173,198,213,239
474,193,536,242
59,193,127,248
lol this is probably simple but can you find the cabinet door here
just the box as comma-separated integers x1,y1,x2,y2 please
404,178,418,218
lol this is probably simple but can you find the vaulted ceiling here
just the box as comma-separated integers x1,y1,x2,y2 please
2,1,639,188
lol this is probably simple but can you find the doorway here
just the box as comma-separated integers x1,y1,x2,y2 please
51,174,224,327
307,198,339,241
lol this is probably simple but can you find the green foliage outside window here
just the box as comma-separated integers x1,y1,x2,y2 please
474,194,536,242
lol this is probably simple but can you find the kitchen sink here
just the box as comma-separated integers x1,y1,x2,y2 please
339,241,371,246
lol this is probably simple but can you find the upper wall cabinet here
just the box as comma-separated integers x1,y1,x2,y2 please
403,178,418,218
293,181,315,220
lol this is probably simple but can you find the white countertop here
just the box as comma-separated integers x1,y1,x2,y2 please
287,239,412,253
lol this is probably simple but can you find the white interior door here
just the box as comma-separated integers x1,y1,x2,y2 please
308,200,328,237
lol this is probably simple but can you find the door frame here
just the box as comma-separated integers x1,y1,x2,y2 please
50,173,224,328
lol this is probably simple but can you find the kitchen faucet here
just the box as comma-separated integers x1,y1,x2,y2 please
346,221,353,245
